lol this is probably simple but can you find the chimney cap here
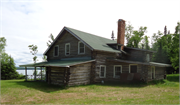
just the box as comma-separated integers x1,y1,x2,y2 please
118,19,126,22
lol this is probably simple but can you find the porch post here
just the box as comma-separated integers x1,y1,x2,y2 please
41,67,42,81
25,66,27,81
45,67,47,82
34,66,36,81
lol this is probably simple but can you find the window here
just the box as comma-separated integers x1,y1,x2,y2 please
129,64,137,73
151,66,155,79
54,45,59,57
114,65,122,78
99,65,106,78
78,41,85,54
146,54,150,62
65,43,70,56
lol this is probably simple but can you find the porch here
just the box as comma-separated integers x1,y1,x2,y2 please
19,59,95,86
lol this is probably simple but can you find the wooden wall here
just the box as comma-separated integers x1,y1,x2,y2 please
145,66,166,81
123,48,153,62
47,67,70,86
92,51,116,82
91,50,165,83
68,62,92,86
46,30,91,60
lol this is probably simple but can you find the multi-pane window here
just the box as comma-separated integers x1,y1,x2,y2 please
54,45,59,57
78,41,85,54
129,64,137,73
99,65,106,78
65,43,70,56
114,65,122,78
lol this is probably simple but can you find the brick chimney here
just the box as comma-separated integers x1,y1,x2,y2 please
117,19,125,50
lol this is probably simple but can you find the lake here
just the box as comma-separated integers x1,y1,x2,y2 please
16,67,45,75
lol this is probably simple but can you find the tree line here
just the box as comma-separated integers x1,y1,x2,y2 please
124,22,179,73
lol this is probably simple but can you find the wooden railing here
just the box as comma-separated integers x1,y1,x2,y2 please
26,75,46,81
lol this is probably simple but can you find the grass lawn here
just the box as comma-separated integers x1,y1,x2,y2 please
1,74,179,104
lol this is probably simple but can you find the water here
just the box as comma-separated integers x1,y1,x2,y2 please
16,67,45,75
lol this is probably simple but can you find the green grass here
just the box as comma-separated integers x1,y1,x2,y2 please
1,74,179,104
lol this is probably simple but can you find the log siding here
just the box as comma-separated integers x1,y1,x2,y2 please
46,31,91,60
68,62,92,86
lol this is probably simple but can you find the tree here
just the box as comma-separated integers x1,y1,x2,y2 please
140,35,150,50
168,22,179,70
125,22,134,45
0,37,6,53
1,52,19,79
1,37,19,80
151,30,163,51
42,55,47,62
28,44,38,63
151,22,179,71
127,26,147,48
47,33,55,47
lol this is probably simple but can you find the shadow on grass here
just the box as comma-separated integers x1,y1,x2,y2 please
7,74,179,92
12,80,66,93
90,81,149,88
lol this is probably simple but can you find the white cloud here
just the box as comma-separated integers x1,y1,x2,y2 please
1,0,180,67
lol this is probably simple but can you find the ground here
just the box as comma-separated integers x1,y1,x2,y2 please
1,74,179,104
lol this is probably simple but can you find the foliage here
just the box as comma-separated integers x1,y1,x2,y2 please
0,37,22,80
168,22,179,69
32,69,38,76
17,73,26,79
38,69,45,75
0,37,6,53
125,22,134,45
140,35,150,50
28,44,38,63
47,33,55,47
125,24,147,48
42,55,47,61
152,33,172,64
152,22,179,70
1,52,19,80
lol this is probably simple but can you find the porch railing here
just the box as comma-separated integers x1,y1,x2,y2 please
26,75,46,81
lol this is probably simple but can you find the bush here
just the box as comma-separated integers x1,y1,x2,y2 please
1,53,19,80
166,74,179,82
17,73,25,79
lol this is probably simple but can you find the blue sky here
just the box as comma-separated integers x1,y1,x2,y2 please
1,0,180,70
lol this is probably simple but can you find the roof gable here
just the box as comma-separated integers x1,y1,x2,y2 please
44,27,121,55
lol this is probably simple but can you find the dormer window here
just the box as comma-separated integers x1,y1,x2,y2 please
78,41,85,54
54,45,59,57
65,43,70,56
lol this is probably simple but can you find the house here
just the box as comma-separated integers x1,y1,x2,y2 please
20,19,171,86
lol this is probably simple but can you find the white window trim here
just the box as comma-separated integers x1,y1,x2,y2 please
151,66,155,79
53,45,59,57
65,43,70,56
99,65,106,78
113,65,122,78
78,41,85,54
129,64,138,73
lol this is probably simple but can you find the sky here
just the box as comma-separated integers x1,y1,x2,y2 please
1,0,180,74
